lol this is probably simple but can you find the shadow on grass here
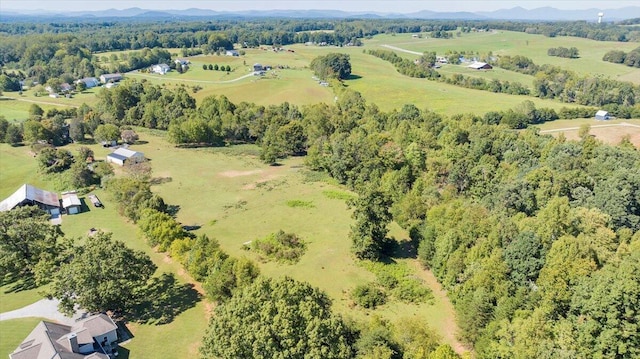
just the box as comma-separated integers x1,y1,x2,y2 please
166,204,181,217
1,273,37,293
128,273,201,325
345,74,362,80
116,346,131,359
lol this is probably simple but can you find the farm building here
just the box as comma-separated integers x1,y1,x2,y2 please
226,50,239,56
10,313,118,359
151,63,171,75
468,62,493,70
106,147,145,166
595,110,610,120
76,77,100,88
0,184,60,215
61,191,82,215
99,73,123,83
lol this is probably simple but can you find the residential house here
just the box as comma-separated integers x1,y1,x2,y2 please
0,184,60,215
595,110,610,120
468,62,493,70
151,63,171,75
226,50,239,57
76,77,100,88
106,147,145,166
10,313,119,359
99,74,123,84
61,191,82,215
253,63,264,72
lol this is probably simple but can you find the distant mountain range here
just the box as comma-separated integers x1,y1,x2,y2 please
2,6,640,21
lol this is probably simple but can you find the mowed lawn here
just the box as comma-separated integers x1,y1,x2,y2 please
0,98,58,122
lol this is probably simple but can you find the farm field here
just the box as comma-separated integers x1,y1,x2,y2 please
365,30,640,84
536,118,640,147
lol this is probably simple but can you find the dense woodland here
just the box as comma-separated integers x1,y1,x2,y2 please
2,16,640,359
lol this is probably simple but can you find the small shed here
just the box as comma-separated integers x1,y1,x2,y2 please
253,63,264,72
595,110,610,120
61,191,82,215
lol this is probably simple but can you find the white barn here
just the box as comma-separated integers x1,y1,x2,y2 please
106,148,144,166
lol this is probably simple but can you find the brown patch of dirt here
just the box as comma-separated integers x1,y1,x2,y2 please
219,169,263,178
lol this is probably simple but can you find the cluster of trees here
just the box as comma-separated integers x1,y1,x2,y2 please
310,53,352,80
366,50,440,79
0,207,157,316
496,55,640,107
602,46,640,67
201,63,232,72
547,46,579,58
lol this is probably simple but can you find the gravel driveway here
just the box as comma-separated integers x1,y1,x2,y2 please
0,298,89,325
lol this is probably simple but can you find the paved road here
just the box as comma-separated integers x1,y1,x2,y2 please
0,298,89,325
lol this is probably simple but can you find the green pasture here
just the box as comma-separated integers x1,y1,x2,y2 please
0,98,57,122
0,318,46,358
364,30,640,83
335,49,583,114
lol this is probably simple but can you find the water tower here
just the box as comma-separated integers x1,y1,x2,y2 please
598,12,604,24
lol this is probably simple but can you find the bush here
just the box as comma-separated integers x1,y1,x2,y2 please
285,199,315,208
352,283,387,308
251,230,306,263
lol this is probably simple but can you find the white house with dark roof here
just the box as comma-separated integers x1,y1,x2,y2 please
106,148,144,166
10,313,118,359
0,184,60,215
226,50,239,56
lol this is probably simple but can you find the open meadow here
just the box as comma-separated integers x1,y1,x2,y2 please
0,128,468,356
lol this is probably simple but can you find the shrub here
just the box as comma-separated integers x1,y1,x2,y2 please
352,283,387,308
285,199,315,208
251,230,306,263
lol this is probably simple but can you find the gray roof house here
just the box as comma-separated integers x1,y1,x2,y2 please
0,184,60,215
9,313,119,359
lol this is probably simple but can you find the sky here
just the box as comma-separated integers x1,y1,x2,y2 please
1,1,636,13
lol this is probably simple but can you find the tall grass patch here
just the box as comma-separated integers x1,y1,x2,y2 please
361,260,434,304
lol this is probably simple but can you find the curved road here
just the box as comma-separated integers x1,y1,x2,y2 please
0,298,88,325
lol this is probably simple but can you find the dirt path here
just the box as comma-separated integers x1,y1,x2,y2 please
410,260,469,356
539,122,640,134
127,71,256,84
380,44,423,56
1,96,79,108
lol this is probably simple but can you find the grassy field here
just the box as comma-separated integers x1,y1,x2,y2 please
365,30,640,83
0,127,468,354
0,98,58,122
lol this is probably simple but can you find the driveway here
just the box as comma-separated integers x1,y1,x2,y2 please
0,298,90,325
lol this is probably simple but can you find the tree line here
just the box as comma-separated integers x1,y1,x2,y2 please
603,46,640,67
